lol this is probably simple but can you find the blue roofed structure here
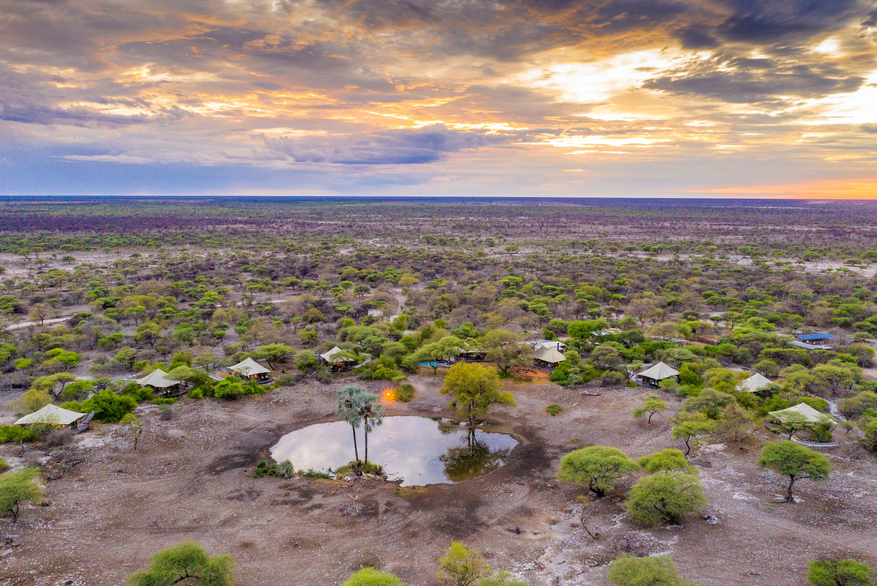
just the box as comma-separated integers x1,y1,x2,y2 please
795,333,835,342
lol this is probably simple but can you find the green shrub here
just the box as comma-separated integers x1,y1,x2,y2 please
300,469,331,479
187,387,205,400
151,397,177,405
0,459,8,473
0,425,38,445
275,373,300,387
343,568,403,586
608,554,700,586
80,390,138,423
808,559,874,586
545,404,563,416
394,384,416,402
625,471,707,526
122,385,155,403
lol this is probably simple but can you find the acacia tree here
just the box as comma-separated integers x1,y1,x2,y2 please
632,395,667,424
807,559,875,586
440,363,515,426
0,468,43,524
437,542,491,586
557,446,639,499
609,554,703,586
758,441,831,502
482,330,531,374
128,541,234,586
120,413,143,450
625,471,707,526
671,412,716,455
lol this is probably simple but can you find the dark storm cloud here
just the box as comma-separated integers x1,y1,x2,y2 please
644,55,866,103
674,25,721,49
264,124,516,165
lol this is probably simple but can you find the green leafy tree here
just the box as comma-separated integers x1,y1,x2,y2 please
557,446,639,498
80,390,138,422
633,395,667,424
482,330,532,374
477,572,528,586
253,343,294,368
343,568,404,586
681,389,735,420
120,413,143,450
714,403,758,443
608,554,702,586
440,363,515,426
295,350,319,373
771,411,811,440
807,559,875,586
0,468,43,524
758,441,831,502
128,541,234,586
437,542,491,586
671,412,716,455
625,471,707,526
638,449,697,475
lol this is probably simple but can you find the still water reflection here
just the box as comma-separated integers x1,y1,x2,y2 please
270,416,518,486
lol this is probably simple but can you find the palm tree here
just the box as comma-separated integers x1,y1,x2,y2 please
337,386,366,465
356,392,385,465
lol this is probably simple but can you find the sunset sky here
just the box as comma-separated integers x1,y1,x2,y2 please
1,0,876,196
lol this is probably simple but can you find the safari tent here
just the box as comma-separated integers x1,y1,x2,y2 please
320,346,355,371
768,403,835,425
228,357,272,381
135,368,184,397
533,346,566,368
740,373,773,393
15,404,87,427
636,361,680,387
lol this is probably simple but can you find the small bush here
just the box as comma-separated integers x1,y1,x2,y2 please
158,404,175,421
315,368,333,384
545,404,563,416
46,428,74,447
0,425,38,444
275,373,301,387
0,459,9,473
152,397,177,405
187,387,205,400
394,384,416,402
300,469,331,479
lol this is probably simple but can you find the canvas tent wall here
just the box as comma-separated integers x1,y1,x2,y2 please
15,404,86,427
768,403,835,425
135,368,184,397
229,357,271,380
533,346,566,367
636,362,680,387
740,373,773,393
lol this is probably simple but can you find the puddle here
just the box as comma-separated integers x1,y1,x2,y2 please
271,416,518,486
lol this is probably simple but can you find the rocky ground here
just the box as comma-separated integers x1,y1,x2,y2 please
1,374,876,586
